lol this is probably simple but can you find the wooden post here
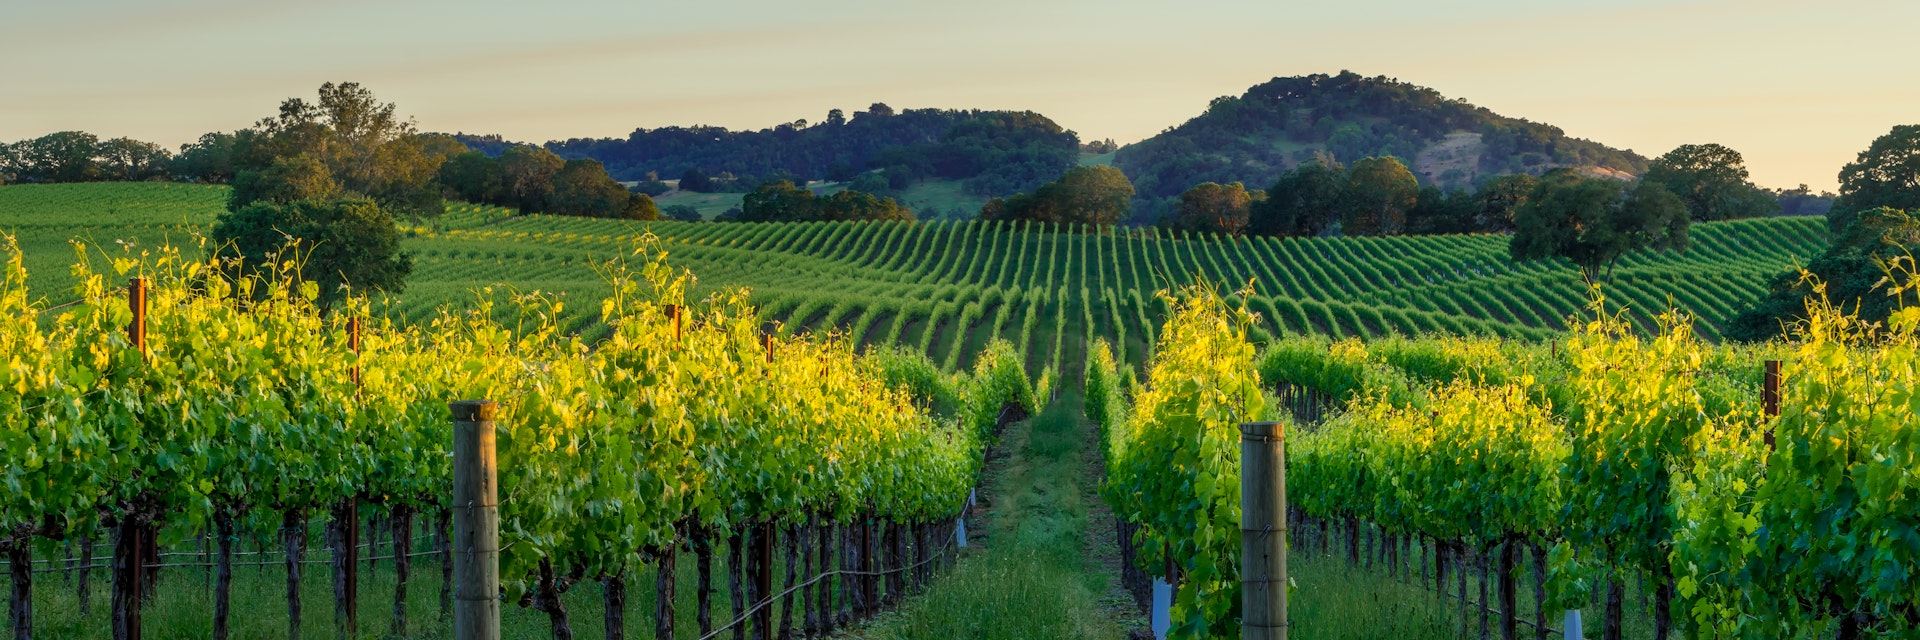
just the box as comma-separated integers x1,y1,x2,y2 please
340,316,361,637
1763,360,1781,451
114,277,149,640
664,304,681,342
1240,421,1287,640
451,400,500,640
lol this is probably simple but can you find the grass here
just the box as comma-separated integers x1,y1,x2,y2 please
889,180,988,220
852,394,1131,640
650,189,744,219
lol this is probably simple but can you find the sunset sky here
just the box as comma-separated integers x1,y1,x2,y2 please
5,0,1915,191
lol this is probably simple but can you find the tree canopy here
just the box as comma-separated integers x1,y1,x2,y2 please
737,180,913,222
979,165,1134,227
1510,171,1689,285
1112,71,1649,201
1169,182,1255,235
211,196,413,310
1641,143,1779,221
541,107,1079,197
1829,124,1920,233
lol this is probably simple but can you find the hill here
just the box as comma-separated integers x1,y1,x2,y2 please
5,183,1824,378
535,107,1080,199
1113,71,1650,203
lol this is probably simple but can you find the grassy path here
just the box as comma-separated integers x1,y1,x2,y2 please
848,393,1145,640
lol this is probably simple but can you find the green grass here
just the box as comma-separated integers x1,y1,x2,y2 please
1078,151,1116,167
650,189,743,219
890,179,988,220
853,394,1131,640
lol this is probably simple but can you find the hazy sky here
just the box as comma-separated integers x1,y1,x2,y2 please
4,0,1915,191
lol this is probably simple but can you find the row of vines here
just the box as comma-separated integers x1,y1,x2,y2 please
1090,281,1920,638
0,234,1035,639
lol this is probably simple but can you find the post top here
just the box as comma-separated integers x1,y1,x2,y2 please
449,400,498,421
1240,421,1285,439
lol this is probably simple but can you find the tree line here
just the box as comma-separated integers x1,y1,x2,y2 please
540,106,1080,198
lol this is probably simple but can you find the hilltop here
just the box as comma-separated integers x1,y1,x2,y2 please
1114,71,1649,203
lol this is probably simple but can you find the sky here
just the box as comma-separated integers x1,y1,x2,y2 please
3,0,1915,191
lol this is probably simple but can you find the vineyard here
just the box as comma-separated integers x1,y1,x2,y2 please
1094,283,1920,638
4,182,1829,383
0,232,1037,639
0,181,1861,639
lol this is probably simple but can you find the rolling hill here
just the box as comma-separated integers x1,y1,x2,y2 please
1113,71,1650,204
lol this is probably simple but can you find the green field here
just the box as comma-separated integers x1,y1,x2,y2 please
4,182,1826,380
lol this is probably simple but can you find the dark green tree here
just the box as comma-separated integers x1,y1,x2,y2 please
740,180,911,222
1829,125,1920,233
979,165,1134,227
229,154,338,211
1510,172,1689,285
1642,143,1779,221
1341,156,1419,236
171,132,240,183
548,159,639,218
678,168,713,193
211,196,412,310
500,145,564,213
1248,159,1346,237
662,204,702,222
1171,182,1253,235
1470,173,1538,233
437,151,506,204
240,82,460,217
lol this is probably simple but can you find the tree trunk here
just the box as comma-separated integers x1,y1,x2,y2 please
77,529,93,618
284,513,306,640
602,571,624,640
213,515,234,640
437,509,452,621
1347,517,1360,565
655,544,675,640
1498,542,1516,640
1837,611,1867,640
366,512,380,577
111,519,138,640
818,521,834,637
390,508,411,637
1532,543,1547,640
695,527,713,636
779,525,797,640
802,518,817,637
1454,543,1468,640
1653,560,1674,640
535,558,575,640
330,501,357,639
1603,577,1624,640
728,531,745,640
839,524,854,626
9,540,31,640
1478,546,1490,640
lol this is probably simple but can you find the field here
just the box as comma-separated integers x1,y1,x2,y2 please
4,182,1826,381
0,181,1871,639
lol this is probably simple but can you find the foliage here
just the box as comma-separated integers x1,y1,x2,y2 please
545,107,1079,196
0,131,172,184
1511,170,1690,284
1830,124,1920,233
440,146,649,218
1341,156,1419,236
979,166,1134,227
1642,143,1780,221
1169,182,1254,236
1112,71,1648,201
738,180,914,222
1728,207,1920,341
1103,285,1271,639
211,196,414,309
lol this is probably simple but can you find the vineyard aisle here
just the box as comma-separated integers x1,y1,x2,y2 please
848,394,1146,640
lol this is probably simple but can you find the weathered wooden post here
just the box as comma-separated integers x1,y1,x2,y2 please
1240,421,1287,640
451,400,500,640
113,277,149,640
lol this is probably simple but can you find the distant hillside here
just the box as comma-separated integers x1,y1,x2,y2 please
1113,71,1649,201
538,106,1080,198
